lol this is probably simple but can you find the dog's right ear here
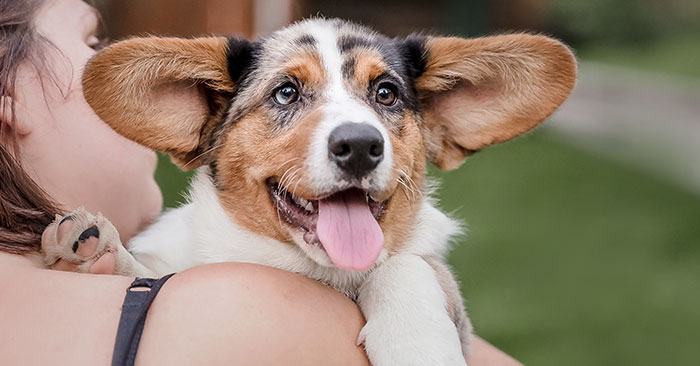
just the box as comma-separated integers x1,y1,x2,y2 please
83,37,254,169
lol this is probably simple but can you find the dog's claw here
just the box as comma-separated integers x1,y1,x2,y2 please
357,328,367,346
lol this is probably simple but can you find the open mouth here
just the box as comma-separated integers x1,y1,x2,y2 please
267,179,387,271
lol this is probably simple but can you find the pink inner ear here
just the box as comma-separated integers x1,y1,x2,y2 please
418,35,577,170
150,80,209,152
426,78,513,153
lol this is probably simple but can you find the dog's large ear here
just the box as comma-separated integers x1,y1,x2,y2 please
410,34,577,170
83,37,254,169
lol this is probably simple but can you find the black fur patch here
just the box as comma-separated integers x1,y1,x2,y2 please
341,56,356,79
365,36,427,114
294,34,316,47
78,225,100,241
226,37,257,83
398,35,428,79
209,159,219,182
337,35,373,53
72,225,100,253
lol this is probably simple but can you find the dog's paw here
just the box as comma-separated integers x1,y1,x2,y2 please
41,207,121,274
359,319,467,366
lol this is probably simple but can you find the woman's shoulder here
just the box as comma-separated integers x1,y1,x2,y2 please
139,263,368,365
0,257,368,365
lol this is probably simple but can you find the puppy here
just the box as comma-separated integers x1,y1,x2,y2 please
42,18,576,365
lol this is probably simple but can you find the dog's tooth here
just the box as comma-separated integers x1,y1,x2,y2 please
297,196,313,212
292,194,313,212
303,201,314,212
298,198,312,212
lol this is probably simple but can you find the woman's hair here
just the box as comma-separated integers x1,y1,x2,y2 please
0,0,62,254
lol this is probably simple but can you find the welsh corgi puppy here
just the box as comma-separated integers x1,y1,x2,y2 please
42,18,576,365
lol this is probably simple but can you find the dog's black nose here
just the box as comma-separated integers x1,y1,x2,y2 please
328,123,384,178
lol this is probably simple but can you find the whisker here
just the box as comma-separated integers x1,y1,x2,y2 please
283,167,301,191
400,168,422,199
394,168,422,201
278,166,297,191
184,142,224,167
275,201,283,227
396,177,412,201
278,157,300,169
291,169,305,197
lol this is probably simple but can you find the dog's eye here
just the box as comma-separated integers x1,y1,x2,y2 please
273,84,299,105
375,83,397,106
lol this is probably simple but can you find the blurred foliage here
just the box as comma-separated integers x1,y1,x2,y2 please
549,0,700,46
578,34,700,78
155,131,700,366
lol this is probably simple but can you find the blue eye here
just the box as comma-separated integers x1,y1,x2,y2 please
274,84,299,105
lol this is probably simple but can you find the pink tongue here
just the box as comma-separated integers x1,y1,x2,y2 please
317,189,384,271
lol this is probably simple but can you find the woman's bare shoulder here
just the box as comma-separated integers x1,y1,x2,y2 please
138,263,369,365
0,257,368,365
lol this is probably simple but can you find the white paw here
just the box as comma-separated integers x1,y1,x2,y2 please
41,207,121,274
359,317,467,366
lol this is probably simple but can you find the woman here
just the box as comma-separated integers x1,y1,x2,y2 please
0,0,521,364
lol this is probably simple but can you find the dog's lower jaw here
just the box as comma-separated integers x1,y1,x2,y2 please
288,228,335,268
288,228,390,272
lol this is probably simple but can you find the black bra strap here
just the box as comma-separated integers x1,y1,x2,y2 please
112,273,175,366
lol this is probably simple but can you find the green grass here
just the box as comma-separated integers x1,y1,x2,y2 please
433,131,700,366
154,154,195,208
578,35,700,78
154,131,700,366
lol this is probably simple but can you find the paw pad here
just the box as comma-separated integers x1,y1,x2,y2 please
42,207,120,274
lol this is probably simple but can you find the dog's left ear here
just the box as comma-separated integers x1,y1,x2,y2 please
409,34,577,170
83,37,254,169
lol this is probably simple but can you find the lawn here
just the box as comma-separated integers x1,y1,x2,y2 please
434,131,700,365
154,130,700,366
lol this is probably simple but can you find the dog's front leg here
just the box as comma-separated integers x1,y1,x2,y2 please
357,254,467,366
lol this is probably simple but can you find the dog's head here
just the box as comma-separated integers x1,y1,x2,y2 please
83,19,576,271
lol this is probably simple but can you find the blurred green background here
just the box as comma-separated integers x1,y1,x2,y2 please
99,0,700,364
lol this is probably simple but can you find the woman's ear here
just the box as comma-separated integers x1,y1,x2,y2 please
414,34,577,170
0,96,33,135
82,36,255,169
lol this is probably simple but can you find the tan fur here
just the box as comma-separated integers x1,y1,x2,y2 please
351,50,388,89
283,53,327,88
82,37,233,169
379,113,427,253
214,108,325,244
417,34,577,170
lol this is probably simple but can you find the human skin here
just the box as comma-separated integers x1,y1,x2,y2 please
0,0,522,364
